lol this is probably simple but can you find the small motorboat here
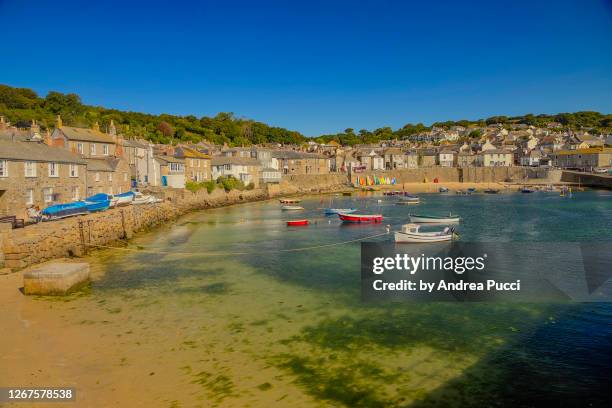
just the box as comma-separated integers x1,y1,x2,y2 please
85,200,111,212
132,191,159,205
467,187,477,193
409,214,460,223
439,187,449,193
114,191,135,206
483,188,500,194
287,219,309,226
282,205,304,211
324,208,357,215
338,213,383,223
396,195,420,205
279,198,301,204
87,193,117,207
41,202,89,221
520,187,535,193
394,223,455,243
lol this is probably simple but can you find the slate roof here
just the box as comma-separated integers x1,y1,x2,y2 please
0,139,85,164
84,158,122,172
211,156,261,166
58,126,115,143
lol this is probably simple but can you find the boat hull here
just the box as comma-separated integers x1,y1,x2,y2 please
42,202,89,220
85,200,110,212
287,219,309,226
394,231,452,243
338,214,383,223
409,215,460,223
282,206,304,211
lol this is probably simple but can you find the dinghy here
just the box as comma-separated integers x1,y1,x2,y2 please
282,205,304,211
520,187,535,193
338,213,383,223
467,187,477,193
279,198,301,204
42,202,89,220
132,191,159,205
409,214,460,223
439,187,449,193
324,208,357,215
394,223,455,243
287,219,309,226
396,195,420,205
87,193,118,207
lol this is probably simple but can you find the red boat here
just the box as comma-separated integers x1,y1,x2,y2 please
338,213,383,223
287,219,309,226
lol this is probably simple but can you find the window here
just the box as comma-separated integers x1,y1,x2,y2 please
48,162,59,177
25,161,37,177
0,160,7,177
26,189,34,205
95,172,100,182
224,164,231,170
91,143,96,155
43,187,53,203
103,144,109,155
77,143,83,154
69,164,78,177
72,186,79,201
190,159,194,167
108,173,112,181
170,163,183,172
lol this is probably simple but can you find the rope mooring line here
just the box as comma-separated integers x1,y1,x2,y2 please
84,231,390,257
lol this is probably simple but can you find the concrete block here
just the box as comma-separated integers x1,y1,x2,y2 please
23,262,90,295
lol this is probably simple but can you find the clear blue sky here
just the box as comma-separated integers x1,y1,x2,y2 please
1,0,611,136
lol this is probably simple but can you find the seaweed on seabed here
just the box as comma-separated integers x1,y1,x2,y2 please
190,371,236,403
278,355,400,407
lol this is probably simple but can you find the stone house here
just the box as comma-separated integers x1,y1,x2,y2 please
84,158,131,197
418,149,438,167
438,149,456,167
50,116,120,159
0,137,86,220
271,151,330,175
479,149,514,167
122,138,157,186
174,146,212,182
457,151,479,167
404,151,419,168
550,147,612,170
382,148,405,170
154,155,186,188
211,156,261,188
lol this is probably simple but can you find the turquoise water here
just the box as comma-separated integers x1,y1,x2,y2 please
87,190,612,406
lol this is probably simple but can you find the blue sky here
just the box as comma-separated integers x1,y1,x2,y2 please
1,0,611,136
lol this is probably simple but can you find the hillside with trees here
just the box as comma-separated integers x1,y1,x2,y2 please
0,84,305,146
1,84,610,147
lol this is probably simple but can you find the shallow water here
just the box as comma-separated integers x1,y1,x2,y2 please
2,190,611,407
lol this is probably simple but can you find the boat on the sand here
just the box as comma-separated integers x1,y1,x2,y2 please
483,188,500,194
394,223,455,243
338,213,383,223
439,187,449,193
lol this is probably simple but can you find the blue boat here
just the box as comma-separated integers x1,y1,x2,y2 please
85,200,111,212
87,193,112,202
41,202,88,220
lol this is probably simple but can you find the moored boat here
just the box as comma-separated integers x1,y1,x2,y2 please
483,188,500,194
114,191,135,206
85,200,111,212
439,187,449,193
396,195,420,205
409,214,460,223
338,213,383,223
394,223,454,243
520,187,535,193
87,193,118,207
324,208,357,215
467,187,477,193
282,205,304,211
287,219,309,226
279,198,301,204
41,202,89,220
132,191,158,205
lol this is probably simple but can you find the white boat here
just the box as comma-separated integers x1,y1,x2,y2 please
282,205,304,211
394,223,454,243
113,192,134,207
409,214,460,223
324,208,357,215
132,192,160,205
396,196,420,205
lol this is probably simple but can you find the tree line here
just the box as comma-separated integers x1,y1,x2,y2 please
1,84,610,147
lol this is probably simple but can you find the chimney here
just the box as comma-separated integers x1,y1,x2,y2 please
55,115,63,129
44,129,52,146
92,121,100,132
30,119,41,140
